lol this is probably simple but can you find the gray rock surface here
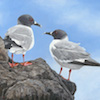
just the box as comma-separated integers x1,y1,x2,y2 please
0,37,8,62
0,37,76,100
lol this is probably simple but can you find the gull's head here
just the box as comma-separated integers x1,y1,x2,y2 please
44,29,67,39
18,14,42,27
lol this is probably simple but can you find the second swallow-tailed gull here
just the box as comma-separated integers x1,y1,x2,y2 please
45,29,100,80
4,14,41,67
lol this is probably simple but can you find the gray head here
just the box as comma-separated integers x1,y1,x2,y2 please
45,29,67,39
18,14,42,27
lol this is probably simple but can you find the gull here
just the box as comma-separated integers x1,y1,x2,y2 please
4,14,41,67
45,29,100,80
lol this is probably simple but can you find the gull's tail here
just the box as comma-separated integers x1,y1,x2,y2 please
70,59,100,66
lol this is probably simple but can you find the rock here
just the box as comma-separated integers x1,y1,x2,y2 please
0,37,76,100
0,37,8,62
0,58,76,100
0,37,5,48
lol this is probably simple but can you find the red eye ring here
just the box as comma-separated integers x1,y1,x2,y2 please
55,31,57,34
29,18,33,22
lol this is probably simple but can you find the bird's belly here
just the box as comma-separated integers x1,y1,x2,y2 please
54,57,82,70
63,63,82,70
9,47,26,54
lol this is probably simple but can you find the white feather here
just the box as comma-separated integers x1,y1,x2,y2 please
5,25,34,54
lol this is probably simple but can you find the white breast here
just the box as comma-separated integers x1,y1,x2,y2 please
50,39,60,57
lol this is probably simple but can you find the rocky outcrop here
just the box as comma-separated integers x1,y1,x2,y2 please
0,37,76,100
0,37,8,62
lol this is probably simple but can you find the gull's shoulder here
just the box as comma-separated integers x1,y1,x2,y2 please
50,37,69,51
50,37,68,45
6,25,33,36
8,25,32,31
50,37,88,55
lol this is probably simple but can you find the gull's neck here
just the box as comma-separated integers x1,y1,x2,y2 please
17,20,31,27
62,36,69,41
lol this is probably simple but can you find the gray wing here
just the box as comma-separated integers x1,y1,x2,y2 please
51,40,90,62
51,40,100,66
51,41,100,66
5,25,34,50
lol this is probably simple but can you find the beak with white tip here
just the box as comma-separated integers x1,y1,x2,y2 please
33,21,42,27
44,32,52,35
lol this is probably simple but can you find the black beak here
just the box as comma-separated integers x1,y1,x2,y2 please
44,32,52,35
33,21,42,27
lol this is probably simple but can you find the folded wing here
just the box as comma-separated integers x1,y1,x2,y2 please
5,25,34,50
51,40,100,66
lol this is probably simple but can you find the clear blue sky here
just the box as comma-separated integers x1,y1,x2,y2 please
0,0,100,100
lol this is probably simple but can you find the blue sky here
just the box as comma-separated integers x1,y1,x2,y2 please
0,0,100,100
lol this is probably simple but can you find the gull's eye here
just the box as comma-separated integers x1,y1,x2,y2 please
54,31,57,34
29,18,33,22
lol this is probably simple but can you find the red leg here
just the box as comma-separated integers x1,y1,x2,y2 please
59,67,63,75
21,54,32,66
68,69,72,80
59,67,67,80
11,53,14,67
9,53,19,68
59,68,72,81
23,54,25,63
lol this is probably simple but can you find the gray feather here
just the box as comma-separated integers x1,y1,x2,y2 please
51,39,100,66
4,36,22,49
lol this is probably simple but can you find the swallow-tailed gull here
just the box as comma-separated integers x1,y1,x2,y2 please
45,29,100,80
4,14,41,67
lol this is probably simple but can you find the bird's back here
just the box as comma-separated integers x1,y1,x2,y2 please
4,25,34,54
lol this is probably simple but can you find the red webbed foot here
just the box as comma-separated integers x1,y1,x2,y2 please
9,62,19,68
21,62,32,66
